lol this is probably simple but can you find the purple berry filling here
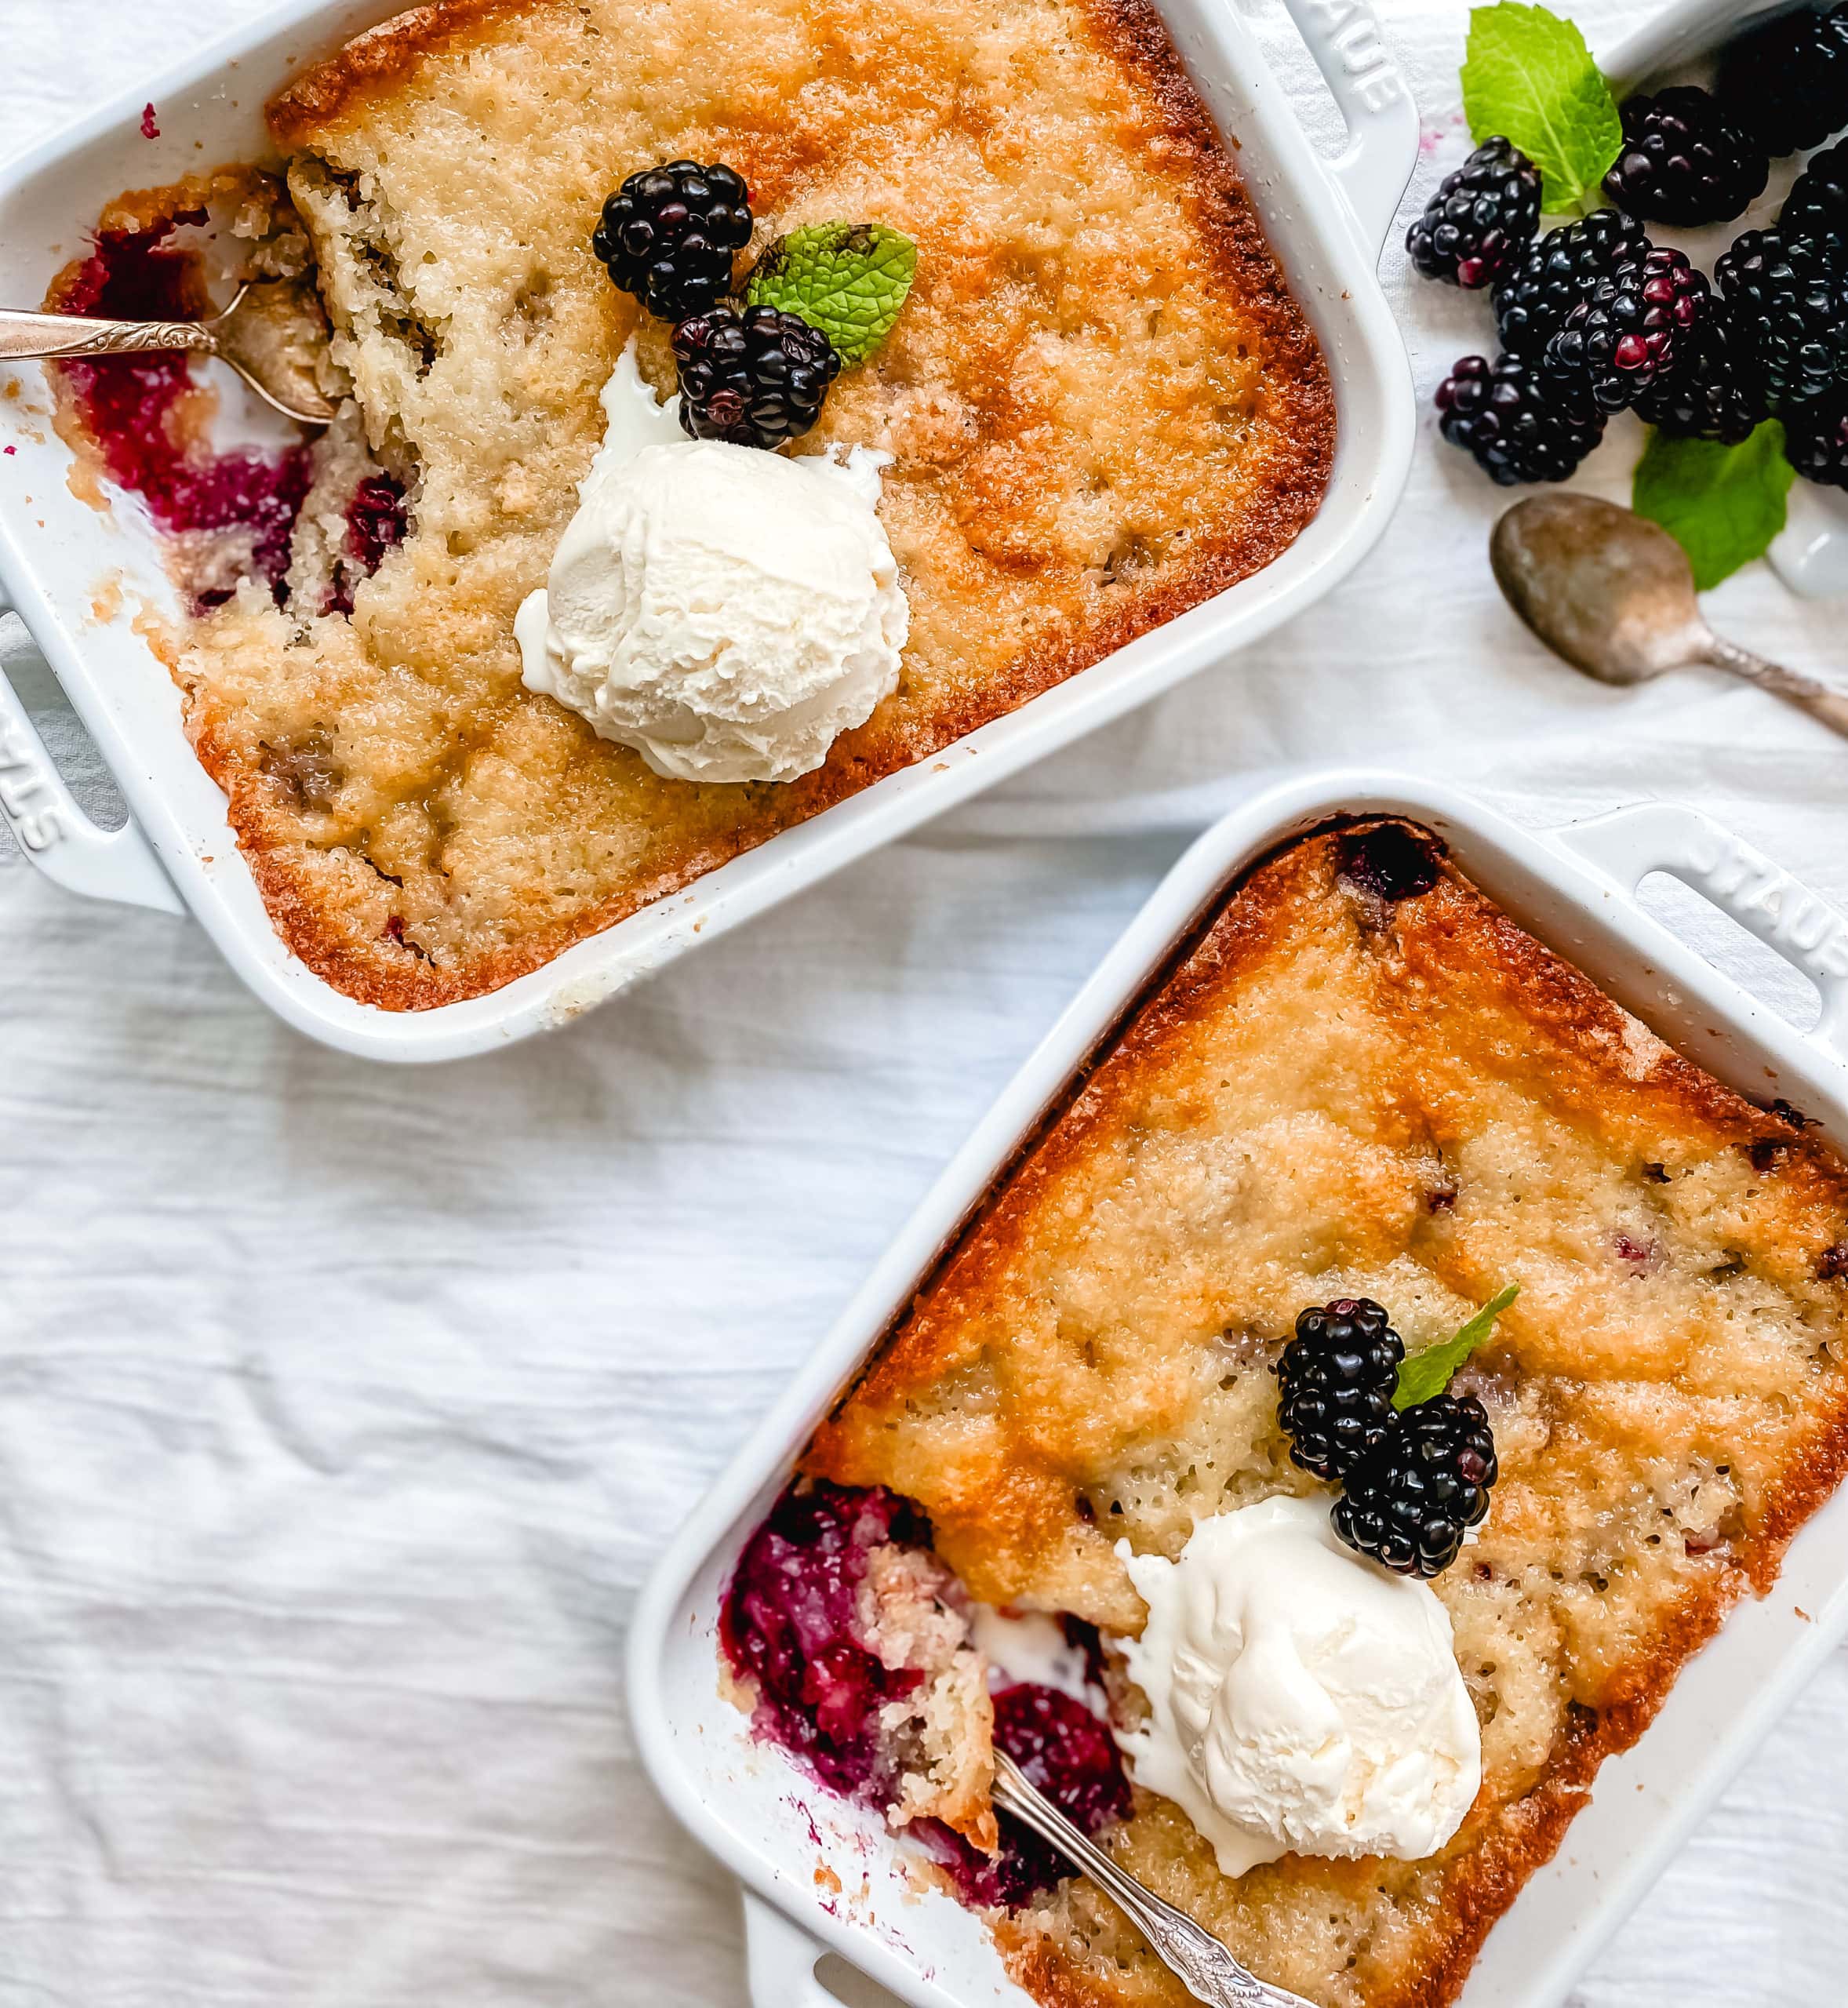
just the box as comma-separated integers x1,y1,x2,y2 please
1338,822,1445,902
329,474,408,615
55,216,311,609
720,1481,927,1802
722,1482,1132,1911
926,1682,1133,1908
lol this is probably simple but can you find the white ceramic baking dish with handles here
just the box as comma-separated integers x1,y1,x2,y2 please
0,0,1417,1063
628,768,1848,2008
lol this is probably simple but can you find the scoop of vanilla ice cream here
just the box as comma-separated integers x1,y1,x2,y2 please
515,346,908,785
1115,1495,1481,1879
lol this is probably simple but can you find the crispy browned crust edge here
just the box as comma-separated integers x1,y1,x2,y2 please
267,0,547,144
238,0,1334,1010
807,820,1848,2008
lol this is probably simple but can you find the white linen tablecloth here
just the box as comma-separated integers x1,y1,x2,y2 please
2,1,1845,2000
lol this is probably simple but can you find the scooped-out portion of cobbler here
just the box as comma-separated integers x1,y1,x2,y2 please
721,1479,1135,1908
45,0,1333,1009
721,820,1848,2008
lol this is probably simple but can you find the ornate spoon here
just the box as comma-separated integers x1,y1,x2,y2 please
1489,491,1848,740
991,1752,1319,2008
0,278,338,425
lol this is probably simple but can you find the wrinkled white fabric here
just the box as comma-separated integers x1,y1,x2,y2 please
2,2,1846,2003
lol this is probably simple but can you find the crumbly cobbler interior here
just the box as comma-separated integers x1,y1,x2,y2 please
805,821,1848,2008
54,0,1330,1008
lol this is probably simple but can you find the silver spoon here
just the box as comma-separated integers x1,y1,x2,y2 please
0,278,338,425
991,1751,1318,2008
1490,491,1848,740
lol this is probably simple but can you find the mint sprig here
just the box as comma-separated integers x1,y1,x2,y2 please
745,223,917,366
1461,2,1622,215
1394,1286,1519,1410
1633,423,1794,591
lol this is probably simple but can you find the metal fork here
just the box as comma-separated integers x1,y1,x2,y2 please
991,1752,1320,2008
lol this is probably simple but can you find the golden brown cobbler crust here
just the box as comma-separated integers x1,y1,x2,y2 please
805,823,1848,2008
52,0,1332,1010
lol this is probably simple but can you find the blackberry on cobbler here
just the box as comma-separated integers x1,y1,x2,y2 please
594,160,753,321
1717,228,1848,412
1406,136,1542,290
672,303,841,449
1719,2,1848,155
1435,351,1605,486
1547,246,1707,414
1275,1298,1405,1483
1783,386,1848,487
1493,209,1646,358
1333,1393,1498,1580
1602,87,1768,228
1337,821,1443,900
1782,139,1848,250
1633,294,1768,443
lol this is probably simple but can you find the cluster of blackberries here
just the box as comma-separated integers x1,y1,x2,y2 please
592,159,841,451
1274,1298,1498,1579
1413,8,1848,491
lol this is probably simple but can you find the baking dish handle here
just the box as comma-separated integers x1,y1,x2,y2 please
1555,801,1848,1057
741,1891,840,2008
1272,0,1421,260
0,609,182,915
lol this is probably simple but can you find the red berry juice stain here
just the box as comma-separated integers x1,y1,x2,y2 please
140,104,161,140
56,215,311,608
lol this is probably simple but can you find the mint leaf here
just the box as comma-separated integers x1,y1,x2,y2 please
1461,2,1622,213
1632,422,1794,591
745,223,917,366
1394,1286,1519,1411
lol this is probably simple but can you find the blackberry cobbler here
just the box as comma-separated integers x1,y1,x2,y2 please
722,820,1848,2008
43,0,1332,1008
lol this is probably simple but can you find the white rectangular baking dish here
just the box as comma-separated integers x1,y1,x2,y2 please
0,0,1417,1063
628,769,1848,2008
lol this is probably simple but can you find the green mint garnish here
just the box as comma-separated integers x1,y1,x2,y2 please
1394,1286,1519,1411
1461,2,1622,214
1632,422,1795,591
744,223,917,366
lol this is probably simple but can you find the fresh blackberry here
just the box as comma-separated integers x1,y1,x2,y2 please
1406,136,1542,289
593,160,753,322
1782,138,1848,250
1718,228,1848,411
1275,1298,1405,1484
1548,246,1707,414
1633,294,1769,443
672,304,841,449
1602,87,1768,228
1333,1394,1498,1580
1719,2,1848,156
1435,351,1605,486
1493,209,1647,358
1783,385,1848,486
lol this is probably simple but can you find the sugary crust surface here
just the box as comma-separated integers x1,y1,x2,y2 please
806,822,1848,2007
58,0,1330,1009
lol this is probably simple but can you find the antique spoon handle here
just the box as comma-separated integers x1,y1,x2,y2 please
1704,633,1848,740
991,1753,1315,2008
0,307,216,362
